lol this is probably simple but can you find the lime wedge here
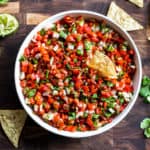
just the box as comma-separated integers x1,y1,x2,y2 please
0,14,19,37
0,0,8,5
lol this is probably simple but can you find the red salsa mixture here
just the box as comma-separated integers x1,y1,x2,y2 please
19,16,135,131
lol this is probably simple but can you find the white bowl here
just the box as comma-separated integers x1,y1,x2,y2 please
14,10,142,138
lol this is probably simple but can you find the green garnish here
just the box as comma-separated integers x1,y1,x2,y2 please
101,26,109,33
92,114,99,120
119,97,124,104
101,97,115,102
140,76,150,103
107,44,114,52
84,40,92,51
52,86,59,91
66,64,71,70
27,89,36,98
71,24,76,33
40,28,46,36
32,58,38,64
144,128,150,138
92,93,98,99
45,70,49,79
140,118,150,138
104,111,112,118
19,56,26,62
46,39,51,45
59,30,67,39
68,112,76,120
73,58,78,63
121,45,128,50
40,79,49,83
69,81,74,87
83,112,88,118
76,49,84,55
77,35,82,42
106,81,114,87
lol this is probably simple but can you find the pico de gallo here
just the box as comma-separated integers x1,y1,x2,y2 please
19,16,136,132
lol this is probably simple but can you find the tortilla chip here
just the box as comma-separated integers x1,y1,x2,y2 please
128,0,143,8
146,25,150,40
0,110,27,148
107,1,143,31
87,51,117,79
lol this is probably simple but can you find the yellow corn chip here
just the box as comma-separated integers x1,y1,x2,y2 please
0,110,27,148
87,51,117,79
128,0,143,8
107,1,143,31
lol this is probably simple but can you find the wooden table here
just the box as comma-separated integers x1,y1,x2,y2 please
0,0,150,149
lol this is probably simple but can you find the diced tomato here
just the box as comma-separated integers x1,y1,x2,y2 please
21,61,28,73
48,97,54,104
66,35,75,42
35,92,43,105
20,80,26,87
86,116,94,128
87,103,96,110
64,125,77,132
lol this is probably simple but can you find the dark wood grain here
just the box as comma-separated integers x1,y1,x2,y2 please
0,0,150,150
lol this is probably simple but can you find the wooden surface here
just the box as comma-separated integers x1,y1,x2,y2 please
0,0,150,149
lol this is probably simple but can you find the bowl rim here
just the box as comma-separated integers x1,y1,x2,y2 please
14,10,142,138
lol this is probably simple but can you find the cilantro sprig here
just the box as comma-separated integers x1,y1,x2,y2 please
139,76,150,103
140,118,150,138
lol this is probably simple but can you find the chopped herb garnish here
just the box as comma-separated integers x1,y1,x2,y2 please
19,56,26,62
84,40,92,51
32,58,38,64
59,30,67,39
101,27,109,33
106,81,114,87
77,35,82,42
66,64,71,70
83,112,88,118
40,28,46,36
101,97,115,102
27,89,36,98
69,81,74,87
52,86,60,91
73,58,78,63
92,114,99,120
76,49,84,55
68,112,76,120
46,39,51,45
107,44,114,52
104,111,112,118
40,79,50,83
45,70,49,79
92,93,98,99
119,97,124,104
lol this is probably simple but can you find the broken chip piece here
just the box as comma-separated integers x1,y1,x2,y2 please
107,1,143,31
128,0,144,8
87,51,117,79
0,110,27,148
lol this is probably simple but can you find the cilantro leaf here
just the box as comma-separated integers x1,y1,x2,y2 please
140,76,150,103
144,128,150,138
142,76,150,86
139,86,150,97
140,118,150,129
